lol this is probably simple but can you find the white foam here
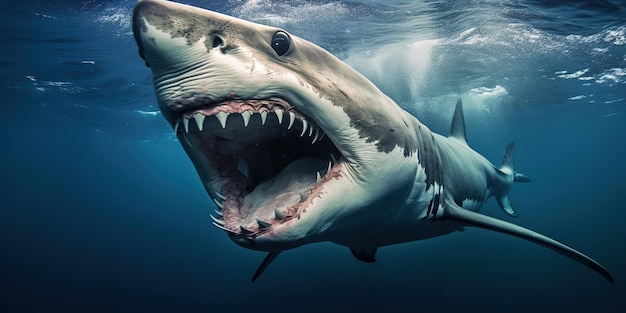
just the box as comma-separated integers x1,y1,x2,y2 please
568,95,586,101
96,6,132,37
231,0,348,28
343,39,439,104
468,85,509,98
136,110,161,117
596,68,626,84
557,68,589,79
604,27,626,45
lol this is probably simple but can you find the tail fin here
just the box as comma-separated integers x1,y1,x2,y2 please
496,143,530,217
444,199,613,283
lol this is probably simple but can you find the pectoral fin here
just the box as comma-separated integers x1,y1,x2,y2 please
496,195,518,218
251,251,282,283
350,247,378,263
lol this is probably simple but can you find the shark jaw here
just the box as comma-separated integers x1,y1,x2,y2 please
175,97,345,247
132,0,419,252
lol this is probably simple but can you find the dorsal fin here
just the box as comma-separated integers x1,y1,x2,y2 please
449,99,468,145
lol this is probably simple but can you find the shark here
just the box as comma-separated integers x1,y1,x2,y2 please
132,0,613,283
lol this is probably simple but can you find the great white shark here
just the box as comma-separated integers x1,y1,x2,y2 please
132,0,613,283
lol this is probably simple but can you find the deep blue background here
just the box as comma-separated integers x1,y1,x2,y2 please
2,0,625,312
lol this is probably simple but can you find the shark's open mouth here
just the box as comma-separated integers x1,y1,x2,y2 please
175,98,343,237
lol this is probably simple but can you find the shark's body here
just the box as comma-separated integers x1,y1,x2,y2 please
132,0,613,283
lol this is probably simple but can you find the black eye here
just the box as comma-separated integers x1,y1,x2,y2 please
271,31,291,56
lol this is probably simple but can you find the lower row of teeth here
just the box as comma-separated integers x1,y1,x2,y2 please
174,110,326,144
210,152,339,235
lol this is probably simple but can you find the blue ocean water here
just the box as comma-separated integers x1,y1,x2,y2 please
1,0,625,311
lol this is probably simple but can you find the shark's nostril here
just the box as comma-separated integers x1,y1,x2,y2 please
212,35,224,48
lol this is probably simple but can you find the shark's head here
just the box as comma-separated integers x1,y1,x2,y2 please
133,0,419,251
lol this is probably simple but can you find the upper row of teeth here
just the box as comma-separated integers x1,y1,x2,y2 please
174,110,326,144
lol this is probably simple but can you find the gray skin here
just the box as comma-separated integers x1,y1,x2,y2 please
132,0,613,283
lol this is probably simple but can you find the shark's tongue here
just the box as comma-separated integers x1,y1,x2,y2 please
239,157,327,226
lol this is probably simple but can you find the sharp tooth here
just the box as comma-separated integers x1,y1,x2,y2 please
275,109,284,124
213,198,224,209
213,222,236,234
260,111,268,125
300,119,308,137
174,122,180,135
308,125,314,136
216,112,229,128
240,226,254,234
327,160,333,174
194,114,205,131
287,112,296,130
319,132,325,140
215,192,226,200
316,171,322,182
312,127,320,144
214,209,223,216
183,118,190,133
330,153,338,164
241,110,252,127
183,134,193,147
300,193,307,202
257,219,271,229
274,208,285,220
211,214,225,225
237,157,250,180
